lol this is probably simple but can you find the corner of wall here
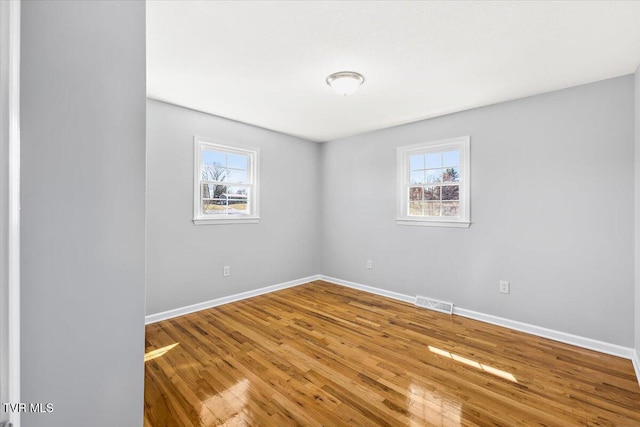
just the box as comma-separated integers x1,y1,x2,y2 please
316,141,326,274
633,349,640,386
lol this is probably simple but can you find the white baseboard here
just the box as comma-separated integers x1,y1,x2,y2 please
632,350,640,384
321,275,416,305
452,307,635,360
145,274,322,324
319,275,636,362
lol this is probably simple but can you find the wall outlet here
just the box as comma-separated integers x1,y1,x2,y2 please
366,260,373,269
499,280,510,294
223,266,230,277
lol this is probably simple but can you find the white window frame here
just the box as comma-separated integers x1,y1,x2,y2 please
193,136,260,225
1,1,21,426
396,136,470,228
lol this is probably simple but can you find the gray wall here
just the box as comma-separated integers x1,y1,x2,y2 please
320,76,635,347
21,2,146,426
635,63,640,355
146,99,320,315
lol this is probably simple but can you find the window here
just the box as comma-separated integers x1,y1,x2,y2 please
193,136,259,225
397,136,470,228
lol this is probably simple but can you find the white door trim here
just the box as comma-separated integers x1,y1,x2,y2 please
0,0,21,426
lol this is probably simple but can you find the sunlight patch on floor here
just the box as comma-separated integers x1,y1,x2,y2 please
429,345,518,383
144,343,179,362
200,378,250,425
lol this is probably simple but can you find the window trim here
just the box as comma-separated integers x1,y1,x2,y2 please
193,136,260,225
0,2,21,424
396,136,470,228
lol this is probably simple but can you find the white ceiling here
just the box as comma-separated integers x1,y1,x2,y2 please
147,1,640,142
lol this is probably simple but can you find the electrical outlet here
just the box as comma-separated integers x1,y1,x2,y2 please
366,260,373,269
223,266,230,277
499,280,510,294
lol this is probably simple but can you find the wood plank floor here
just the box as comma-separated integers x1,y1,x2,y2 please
144,281,640,426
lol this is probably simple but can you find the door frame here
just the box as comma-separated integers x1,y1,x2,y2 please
0,0,21,426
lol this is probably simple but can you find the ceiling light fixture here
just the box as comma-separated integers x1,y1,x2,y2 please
326,71,364,96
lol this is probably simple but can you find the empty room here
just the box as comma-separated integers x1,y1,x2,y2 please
3,0,640,426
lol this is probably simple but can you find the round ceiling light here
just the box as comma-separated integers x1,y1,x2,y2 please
326,71,364,96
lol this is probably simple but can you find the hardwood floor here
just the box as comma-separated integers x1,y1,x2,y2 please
144,281,640,426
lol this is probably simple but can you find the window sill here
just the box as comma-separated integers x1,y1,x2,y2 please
193,217,260,225
396,218,470,228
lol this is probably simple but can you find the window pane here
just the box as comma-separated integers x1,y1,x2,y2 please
423,201,441,217
203,150,225,168
212,185,228,198
409,201,422,216
202,200,227,215
442,150,460,167
228,199,250,215
227,153,248,170
202,184,230,206
410,154,424,171
426,169,442,184
442,201,459,217
202,165,229,182
201,183,215,200
226,185,248,196
442,185,459,201
409,187,423,201
410,170,424,184
442,167,459,182
423,186,440,201
425,152,441,169
224,186,249,211
226,169,248,184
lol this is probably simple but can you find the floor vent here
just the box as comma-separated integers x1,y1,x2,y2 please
415,296,453,315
